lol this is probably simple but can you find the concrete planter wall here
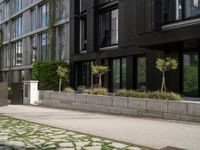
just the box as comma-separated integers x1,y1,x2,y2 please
39,91,200,123
0,82,8,106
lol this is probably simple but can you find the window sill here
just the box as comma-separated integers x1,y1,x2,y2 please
100,45,118,51
162,17,200,30
80,50,87,54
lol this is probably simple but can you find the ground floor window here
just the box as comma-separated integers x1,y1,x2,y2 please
76,61,93,87
112,58,127,91
183,51,199,96
137,57,146,90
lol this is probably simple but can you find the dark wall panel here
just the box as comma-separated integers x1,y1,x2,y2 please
119,0,137,48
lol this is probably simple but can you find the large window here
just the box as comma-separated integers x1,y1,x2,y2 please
112,58,127,91
10,0,22,14
80,0,87,12
100,9,118,47
40,33,47,61
5,1,10,19
15,0,22,12
58,25,65,60
183,51,198,96
31,9,36,31
59,0,69,19
80,16,87,51
40,4,49,28
13,16,22,37
2,45,9,68
31,36,37,63
163,0,200,23
137,57,146,90
12,41,23,66
77,62,93,87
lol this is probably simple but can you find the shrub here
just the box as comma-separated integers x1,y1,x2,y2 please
115,89,181,101
84,88,108,96
77,86,86,93
156,57,178,92
32,61,70,91
64,87,75,93
92,65,110,87
8,86,12,99
57,66,70,92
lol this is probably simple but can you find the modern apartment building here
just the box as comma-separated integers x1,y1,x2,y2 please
70,0,200,97
1,0,200,98
0,0,70,83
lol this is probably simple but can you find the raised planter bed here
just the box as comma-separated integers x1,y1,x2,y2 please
39,91,200,123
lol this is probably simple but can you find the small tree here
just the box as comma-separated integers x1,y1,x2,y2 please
156,57,178,92
57,66,69,92
92,65,110,87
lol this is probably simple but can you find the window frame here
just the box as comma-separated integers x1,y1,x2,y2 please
99,8,119,48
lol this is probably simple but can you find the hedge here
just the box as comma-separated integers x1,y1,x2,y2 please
32,61,70,91
84,88,108,95
115,89,181,101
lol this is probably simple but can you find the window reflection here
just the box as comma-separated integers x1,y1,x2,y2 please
112,58,127,91
137,57,146,91
163,0,200,23
183,51,198,96
100,9,118,47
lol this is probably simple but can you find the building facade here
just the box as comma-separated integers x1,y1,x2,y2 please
0,0,70,83
70,0,200,97
1,0,200,98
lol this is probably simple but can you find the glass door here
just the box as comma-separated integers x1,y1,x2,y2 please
183,51,199,96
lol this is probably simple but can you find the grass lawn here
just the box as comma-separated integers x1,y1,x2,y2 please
0,116,150,150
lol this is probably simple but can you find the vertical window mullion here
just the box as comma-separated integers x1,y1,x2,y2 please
120,58,122,89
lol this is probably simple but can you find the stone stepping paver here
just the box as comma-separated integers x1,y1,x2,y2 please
0,116,150,150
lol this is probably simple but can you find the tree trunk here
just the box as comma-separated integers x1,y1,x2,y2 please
59,78,62,92
99,75,102,88
161,72,166,92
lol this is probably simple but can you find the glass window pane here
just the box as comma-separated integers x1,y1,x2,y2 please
78,62,92,87
100,9,118,47
100,0,115,5
41,4,48,27
80,17,87,51
121,58,127,89
40,33,47,61
137,57,146,90
80,0,87,12
184,0,200,18
112,59,120,90
163,0,200,23
31,9,36,31
31,36,37,62
58,26,65,60
111,9,118,45
183,51,198,96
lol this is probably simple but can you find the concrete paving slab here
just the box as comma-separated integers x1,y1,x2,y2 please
0,105,200,150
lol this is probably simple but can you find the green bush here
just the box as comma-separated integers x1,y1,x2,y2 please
115,89,181,101
84,88,108,96
32,61,70,91
64,87,75,93
8,86,12,99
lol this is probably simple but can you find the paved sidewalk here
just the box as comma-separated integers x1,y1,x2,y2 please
1,105,200,150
